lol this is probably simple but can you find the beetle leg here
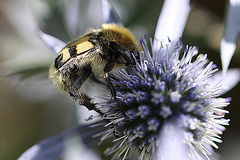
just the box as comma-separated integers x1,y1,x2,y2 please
104,62,119,100
109,41,135,65
105,73,116,97
69,90,103,116
67,64,103,115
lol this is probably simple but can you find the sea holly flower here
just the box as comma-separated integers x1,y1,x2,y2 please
93,37,230,160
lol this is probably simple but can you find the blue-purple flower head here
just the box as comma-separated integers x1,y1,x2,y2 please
95,37,230,159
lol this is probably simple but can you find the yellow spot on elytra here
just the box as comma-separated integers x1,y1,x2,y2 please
61,48,70,63
76,41,94,54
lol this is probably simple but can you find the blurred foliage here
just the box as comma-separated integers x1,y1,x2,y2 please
0,0,239,160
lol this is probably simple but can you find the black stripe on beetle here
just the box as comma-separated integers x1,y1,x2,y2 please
69,45,77,57
54,53,64,69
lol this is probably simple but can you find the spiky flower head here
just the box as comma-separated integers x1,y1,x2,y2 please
95,37,230,160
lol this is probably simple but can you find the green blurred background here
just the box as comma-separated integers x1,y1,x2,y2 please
0,0,239,160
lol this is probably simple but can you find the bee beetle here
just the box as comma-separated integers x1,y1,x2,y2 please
49,23,141,114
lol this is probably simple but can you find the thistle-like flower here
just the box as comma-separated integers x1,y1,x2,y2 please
95,37,230,160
